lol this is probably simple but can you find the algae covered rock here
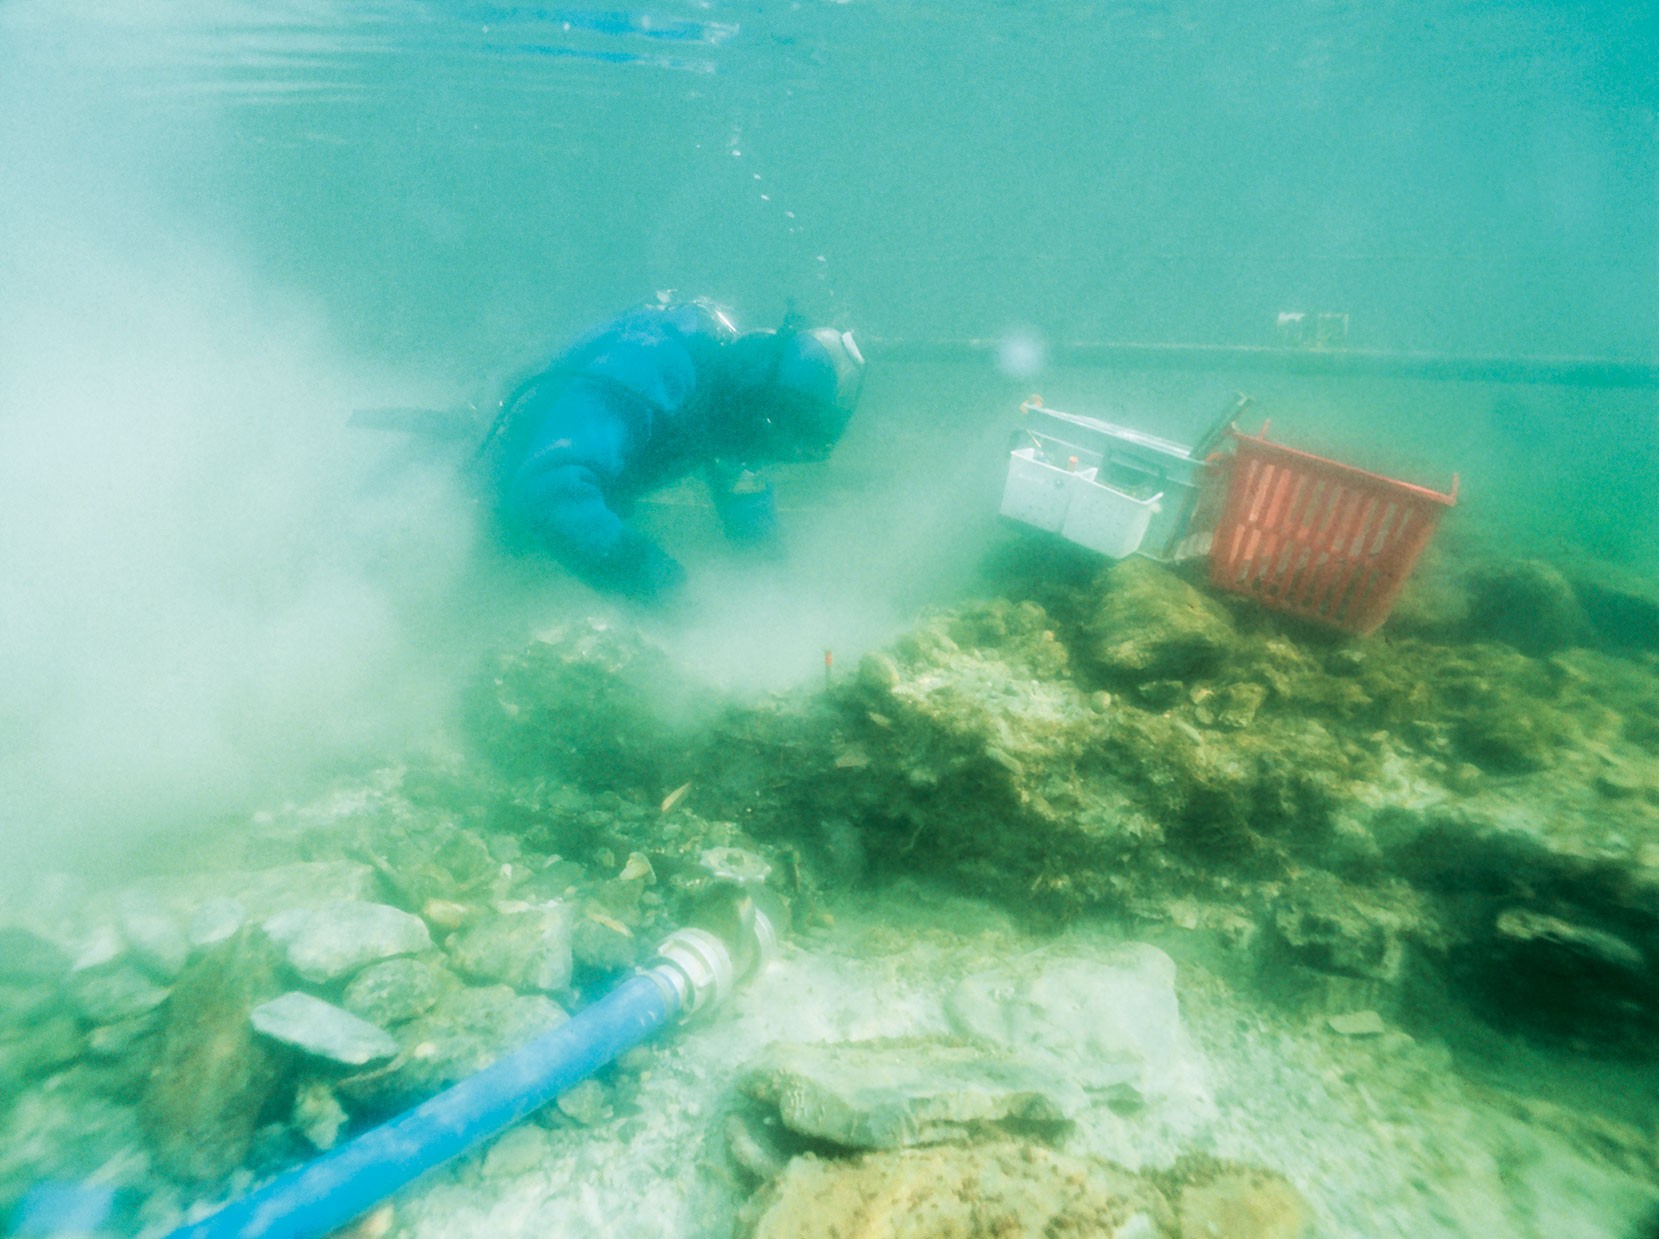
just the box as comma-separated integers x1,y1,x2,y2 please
341,956,452,1027
138,927,285,1184
1465,559,1591,656
737,1140,1171,1239
444,901,574,994
465,617,715,796
1078,557,1238,684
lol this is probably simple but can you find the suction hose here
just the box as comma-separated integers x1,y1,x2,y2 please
166,888,776,1239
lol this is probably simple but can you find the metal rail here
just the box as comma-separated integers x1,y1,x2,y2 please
864,339,1659,388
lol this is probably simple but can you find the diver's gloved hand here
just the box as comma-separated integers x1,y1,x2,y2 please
713,469,784,558
587,530,688,608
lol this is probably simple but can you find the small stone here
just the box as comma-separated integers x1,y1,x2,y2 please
618,852,655,884
188,899,247,949
263,902,433,984
555,1078,608,1126
292,1079,350,1150
66,963,170,1024
420,899,469,932
118,901,191,980
342,957,449,1027
250,992,399,1066
1326,1010,1387,1037
482,1125,549,1179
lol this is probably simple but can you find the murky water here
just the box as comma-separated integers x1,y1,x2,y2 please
1,2,1656,1235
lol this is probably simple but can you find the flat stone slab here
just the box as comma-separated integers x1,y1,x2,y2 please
739,1037,1076,1150
250,992,399,1066
263,901,432,984
945,944,1200,1107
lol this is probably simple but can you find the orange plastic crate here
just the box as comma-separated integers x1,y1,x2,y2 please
1209,428,1458,634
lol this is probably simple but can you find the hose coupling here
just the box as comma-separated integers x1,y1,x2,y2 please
650,927,734,1018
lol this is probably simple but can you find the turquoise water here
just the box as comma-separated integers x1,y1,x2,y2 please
0,8,1657,1231
1,0,1655,889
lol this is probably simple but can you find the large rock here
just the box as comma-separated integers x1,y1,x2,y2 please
1078,558,1238,683
138,928,285,1184
737,1141,1171,1239
445,902,573,994
1465,559,1590,656
465,618,713,795
944,945,1203,1109
1566,561,1659,653
739,1038,1076,1150
262,901,432,984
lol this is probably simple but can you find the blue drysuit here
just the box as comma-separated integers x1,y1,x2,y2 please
487,299,781,602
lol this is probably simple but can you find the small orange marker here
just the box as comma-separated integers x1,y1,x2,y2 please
824,648,833,689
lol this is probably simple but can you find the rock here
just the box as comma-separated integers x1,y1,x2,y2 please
1469,908,1655,1044
571,911,636,974
342,957,451,1027
944,945,1199,1109
1079,558,1237,683
138,928,285,1184
1164,1160,1307,1239
464,618,711,795
554,1078,608,1126
1566,562,1659,653
432,830,497,890
187,899,247,950
482,1125,550,1180
250,993,400,1066
292,1079,349,1150
737,1141,1171,1239
739,1037,1075,1150
262,901,432,985
1465,559,1590,657
116,900,190,980
445,902,573,994
1193,681,1268,729
344,985,566,1113
0,927,72,984
65,962,171,1025
1268,875,1415,985
1326,1010,1387,1037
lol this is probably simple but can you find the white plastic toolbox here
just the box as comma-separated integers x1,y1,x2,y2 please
1000,446,1162,558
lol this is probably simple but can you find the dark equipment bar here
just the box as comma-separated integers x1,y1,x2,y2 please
864,339,1659,389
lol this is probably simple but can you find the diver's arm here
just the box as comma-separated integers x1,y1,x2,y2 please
506,403,686,603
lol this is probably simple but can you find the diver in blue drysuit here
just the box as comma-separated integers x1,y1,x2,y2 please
481,296,866,604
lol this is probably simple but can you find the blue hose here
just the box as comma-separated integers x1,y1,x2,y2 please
167,970,680,1239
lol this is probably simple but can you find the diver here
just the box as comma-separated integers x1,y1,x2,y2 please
478,293,866,604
